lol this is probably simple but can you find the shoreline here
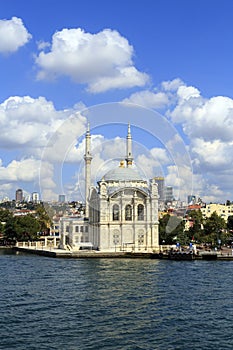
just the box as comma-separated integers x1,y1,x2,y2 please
13,246,160,259
11,246,233,260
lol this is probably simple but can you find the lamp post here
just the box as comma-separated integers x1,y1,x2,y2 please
217,229,222,251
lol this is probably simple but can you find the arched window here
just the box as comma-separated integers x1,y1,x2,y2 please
138,204,144,221
125,204,132,221
113,204,119,221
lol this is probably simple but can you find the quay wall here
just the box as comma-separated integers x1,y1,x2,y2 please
13,247,160,259
13,247,233,260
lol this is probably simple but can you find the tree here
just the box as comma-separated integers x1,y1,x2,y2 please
203,211,227,245
159,214,171,243
0,208,13,223
14,215,40,241
4,218,17,243
35,204,53,234
159,214,187,244
227,215,233,231
187,210,204,242
4,215,40,242
0,208,14,243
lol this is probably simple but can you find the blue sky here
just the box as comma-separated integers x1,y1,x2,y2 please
1,0,233,203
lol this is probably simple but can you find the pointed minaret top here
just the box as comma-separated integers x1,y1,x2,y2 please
84,121,92,160
84,122,92,218
126,122,133,167
127,122,131,135
86,121,90,135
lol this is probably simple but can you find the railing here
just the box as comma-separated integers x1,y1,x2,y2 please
15,237,60,249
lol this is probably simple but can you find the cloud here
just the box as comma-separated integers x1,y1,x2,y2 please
2,76,233,203
0,17,32,54
120,79,233,202
161,78,184,92
160,80,233,202
176,85,201,100
169,87,233,142
0,183,13,200
165,164,193,201
191,139,233,171
35,28,149,92
39,161,57,201
67,135,176,202
37,40,50,50
150,147,170,164
0,95,80,151
0,158,40,182
40,113,87,163
122,79,189,109
201,184,226,204
122,90,169,109
0,95,88,200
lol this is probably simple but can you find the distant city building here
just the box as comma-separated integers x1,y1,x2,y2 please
15,189,23,202
32,192,40,203
188,195,196,205
165,186,173,203
25,195,31,202
58,194,66,203
201,203,233,222
154,177,165,202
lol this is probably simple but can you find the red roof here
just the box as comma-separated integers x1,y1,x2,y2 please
188,204,201,210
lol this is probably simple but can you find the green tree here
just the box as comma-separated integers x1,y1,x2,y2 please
0,208,13,223
14,215,40,241
159,214,187,244
35,204,53,234
159,214,171,243
0,208,14,242
203,211,227,245
0,221,4,235
188,210,204,242
4,218,17,243
4,215,40,242
227,215,233,231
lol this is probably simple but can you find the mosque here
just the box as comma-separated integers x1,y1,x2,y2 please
59,124,159,252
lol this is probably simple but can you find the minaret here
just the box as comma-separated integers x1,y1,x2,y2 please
84,122,92,218
125,123,133,167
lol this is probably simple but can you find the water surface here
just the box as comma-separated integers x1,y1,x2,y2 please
0,249,232,349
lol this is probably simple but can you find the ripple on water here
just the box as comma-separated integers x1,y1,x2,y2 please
1,253,233,349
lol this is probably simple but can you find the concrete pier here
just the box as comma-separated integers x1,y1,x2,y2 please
12,246,233,260
13,246,162,259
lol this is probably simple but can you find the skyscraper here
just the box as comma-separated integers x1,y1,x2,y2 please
15,188,23,202
32,192,40,203
154,177,165,202
165,186,173,203
188,195,196,205
58,194,66,203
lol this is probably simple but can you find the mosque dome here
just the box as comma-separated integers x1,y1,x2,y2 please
103,163,143,182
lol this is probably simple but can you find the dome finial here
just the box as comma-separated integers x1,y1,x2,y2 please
119,160,125,168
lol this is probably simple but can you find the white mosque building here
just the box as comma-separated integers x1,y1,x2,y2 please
59,124,159,252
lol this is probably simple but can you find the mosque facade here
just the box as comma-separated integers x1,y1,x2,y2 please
59,124,159,252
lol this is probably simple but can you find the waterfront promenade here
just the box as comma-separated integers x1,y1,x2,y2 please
13,244,233,260
13,245,160,259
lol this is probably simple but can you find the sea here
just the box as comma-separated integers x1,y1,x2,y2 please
0,248,233,350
